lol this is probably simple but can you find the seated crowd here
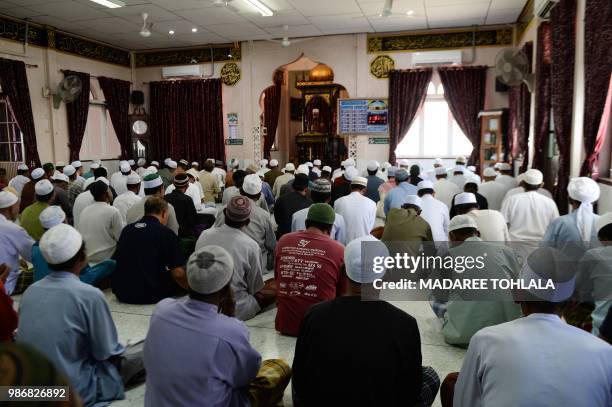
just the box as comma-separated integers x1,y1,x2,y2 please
0,155,611,407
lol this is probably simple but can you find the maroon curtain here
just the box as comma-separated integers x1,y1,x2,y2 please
532,22,553,171
262,70,283,158
64,70,91,161
438,66,488,171
98,76,131,159
0,58,40,166
388,68,433,164
580,0,612,177
550,0,577,214
149,78,224,162
508,42,534,172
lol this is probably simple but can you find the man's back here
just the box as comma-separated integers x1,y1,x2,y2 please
274,230,345,336
454,314,612,407
293,296,423,406
165,190,197,238
127,197,180,234
78,202,124,264
20,201,48,241
501,191,559,241
144,297,261,407
198,171,220,203
433,179,460,208
384,182,418,214
478,181,508,210
334,192,376,243
274,191,312,237
264,169,283,189
419,195,450,243
365,175,384,203
466,209,510,242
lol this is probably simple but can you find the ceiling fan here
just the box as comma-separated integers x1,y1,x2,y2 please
266,25,313,48
213,0,239,12
139,12,152,37
362,0,423,19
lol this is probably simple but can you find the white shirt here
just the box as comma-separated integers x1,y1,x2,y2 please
110,172,128,196
166,183,203,212
502,185,553,206
272,173,294,198
0,214,34,294
211,167,226,189
136,167,147,177
419,194,450,243
112,191,141,223
292,205,347,245
495,174,518,189
77,202,124,265
8,175,30,194
478,181,508,211
334,192,376,244
72,191,95,229
501,191,559,242
466,209,510,242
449,174,468,190
433,178,461,209
454,313,612,407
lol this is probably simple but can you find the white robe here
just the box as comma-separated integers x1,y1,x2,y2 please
502,186,553,206
334,192,376,244
112,191,142,223
110,172,128,196
77,202,124,264
419,194,450,243
495,174,518,189
72,191,95,229
433,178,461,209
454,313,612,407
466,209,510,242
477,181,508,211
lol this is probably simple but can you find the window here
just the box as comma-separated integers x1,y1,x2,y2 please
0,97,25,162
79,85,121,160
395,76,473,159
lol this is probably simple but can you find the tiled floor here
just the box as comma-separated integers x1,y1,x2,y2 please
104,289,465,407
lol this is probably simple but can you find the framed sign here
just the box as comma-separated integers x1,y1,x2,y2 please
337,98,389,135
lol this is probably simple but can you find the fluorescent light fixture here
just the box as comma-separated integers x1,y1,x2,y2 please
169,30,175,35
407,10,414,15
192,27,198,32
89,0,125,8
243,0,273,16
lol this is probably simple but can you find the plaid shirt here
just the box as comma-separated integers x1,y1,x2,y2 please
67,181,82,205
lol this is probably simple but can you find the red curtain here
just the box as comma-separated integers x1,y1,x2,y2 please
98,76,132,159
532,22,553,171
508,42,534,173
438,66,488,171
149,78,225,162
550,0,577,214
388,68,433,165
64,70,91,161
262,70,283,158
580,0,612,177
0,58,40,166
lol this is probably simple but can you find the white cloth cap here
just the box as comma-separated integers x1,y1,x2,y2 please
523,169,543,185
366,160,380,171
453,165,465,173
145,166,158,175
344,235,390,284
448,214,479,232
167,160,178,169
55,161,66,167
186,168,199,180
498,163,512,171
351,176,368,187
35,180,54,196
127,173,141,185
187,245,234,294
52,173,69,183
494,162,502,169
344,158,356,167
0,191,18,209
568,177,600,241
403,195,421,208
259,159,268,166
296,164,310,175
435,167,447,175
344,166,359,181
285,163,295,172
242,174,262,195
595,212,612,234
151,161,160,167
434,158,443,165
143,175,163,189
467,165,476,172
96,177,110,186
322,166,332,172
455,156,467,164
128,159,136,166
40,224,83,265
31,168,45,180
306,161,313,168
270,159,279,167
63,165,76,177
192,162,199,167
137,158,146,166
231,159,239,168
313,159,321,166
417,180,434,191
164,158,171,166
399,159,410,167
381,162,391,169
455,192,477,205
90,163,100,170
17,163,28,171
71,160,82,168
483,167,497,177
39,206,66,229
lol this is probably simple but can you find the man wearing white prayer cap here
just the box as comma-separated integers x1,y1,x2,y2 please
126,174,180,235
136,158,147,177
449,165,468,190
198,160,221,203
21,179,55,241
0,190,34,294
478,167,508,210
311,159,322,178
334,175,376,243
417,180,450,245
383,168,418,215
272,163,295,198
501,169,559,258
18,223,145,406
433,166,460,209
501,171,554,206
8,163,30,194
113,173,142,223
494,162,518,190
542,177,600,258
451,191,510,242
382,193,434,256
454,247,612,407
292,233,441,407
18,167,46,212
364,160,384,203
331,166,359,206
264,159,283,188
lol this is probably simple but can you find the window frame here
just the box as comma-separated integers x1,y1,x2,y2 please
0,96,26,163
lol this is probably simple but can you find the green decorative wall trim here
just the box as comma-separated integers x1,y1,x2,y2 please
367,27,514,53
0,14,130,66
134,44,241,67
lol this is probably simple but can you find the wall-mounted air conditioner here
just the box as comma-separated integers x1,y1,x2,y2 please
162,65,202,79
411,50,462,66
535,0,559,18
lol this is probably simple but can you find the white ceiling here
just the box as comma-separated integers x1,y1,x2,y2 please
0,0,527,50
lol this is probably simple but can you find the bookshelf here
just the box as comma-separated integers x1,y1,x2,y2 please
478,109,508,173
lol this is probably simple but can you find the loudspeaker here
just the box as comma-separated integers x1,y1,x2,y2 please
495,78,509,92
130,90,144,105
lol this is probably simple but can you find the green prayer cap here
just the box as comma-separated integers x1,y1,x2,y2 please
306,203,335,225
